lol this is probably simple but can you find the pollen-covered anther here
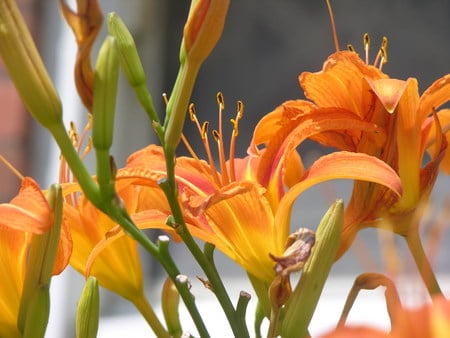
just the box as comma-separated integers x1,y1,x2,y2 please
188,103,197,122
212,129,220,143
216,91,225,110
201,121,209,140
347,44,356,53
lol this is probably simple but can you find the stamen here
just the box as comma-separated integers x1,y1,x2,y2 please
216,92,230,185
347,44,356,52
229,100,244,181
213,129,230,185
326,0,340,52
0,154,24,180
374,36,388,69
363,33,370,64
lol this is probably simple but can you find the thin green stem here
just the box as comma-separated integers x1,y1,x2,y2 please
406,229,442,297
48,122,101,207
132,294,170,338
159,159,249,338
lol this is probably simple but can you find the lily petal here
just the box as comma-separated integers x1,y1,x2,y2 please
275,152,402,247
0,177,53,234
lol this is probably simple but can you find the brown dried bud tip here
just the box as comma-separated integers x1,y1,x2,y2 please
270,228,315,277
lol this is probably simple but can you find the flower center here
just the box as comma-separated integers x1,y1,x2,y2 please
181,92,244,188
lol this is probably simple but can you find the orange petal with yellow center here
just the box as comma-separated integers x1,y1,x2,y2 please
0,177,53,234
275,152,402,246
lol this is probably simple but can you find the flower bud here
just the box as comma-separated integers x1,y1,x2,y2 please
107,12,159,124
18,184,63,333
92,36,119,151
281,199,344,337
161,277,182,337
22,286,50,338
0,0,62,129
182,0,230,65
76,277,100,338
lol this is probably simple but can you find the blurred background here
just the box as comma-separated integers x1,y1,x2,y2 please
0,0,449,336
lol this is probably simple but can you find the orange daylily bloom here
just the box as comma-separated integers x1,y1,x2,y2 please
322,295,450,338
0,177,71,337
99,95,401,283
253,50,450,258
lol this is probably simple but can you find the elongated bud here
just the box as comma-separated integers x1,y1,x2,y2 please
92,36,119,151
76,277,100,338
22,286,50,338
0,0,62,129
161,277,182,337
107,13,145,87
107,12,159,125
182,0,230,64
281,199,344,337
164,0,230,150
18,184,63,334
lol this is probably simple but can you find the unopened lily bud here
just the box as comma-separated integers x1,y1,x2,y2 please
182,0,230,65
18,184,63,333
107,12,159,124
281,199,344,337
0,0,62,129
76,277,100,338
22,286,50,338
107,13,145,87
92,36,119,151
161,277,182,337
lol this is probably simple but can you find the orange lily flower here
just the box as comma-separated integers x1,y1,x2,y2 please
0,177,71,337
99,93,401,284
252,49,450,260
321,295,450,338
58,126,175,330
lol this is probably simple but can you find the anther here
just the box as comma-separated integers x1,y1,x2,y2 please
189,103,197,122
363,33,370,64
347,44,356,52
212,130,220,142
201,121,209,139
216,91,225,110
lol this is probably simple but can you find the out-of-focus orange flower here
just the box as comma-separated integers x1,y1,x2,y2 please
60,0,103,111
101,93,401,283
253,49,450,258
321,295,450,338
0,177,71,338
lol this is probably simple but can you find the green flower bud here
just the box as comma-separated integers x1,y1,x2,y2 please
76,277,100,338
92,35,119,151
22,286,50,338
107,12,159,125
281,199,344,337
161,277,182,337
18,184,63,334
0,0,62,129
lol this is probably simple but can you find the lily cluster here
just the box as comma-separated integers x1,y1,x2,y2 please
0,0,449,337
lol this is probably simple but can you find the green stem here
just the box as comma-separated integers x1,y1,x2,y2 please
132,294,170,338
406,229,442,297
48,122,101,207
159,158,249,338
